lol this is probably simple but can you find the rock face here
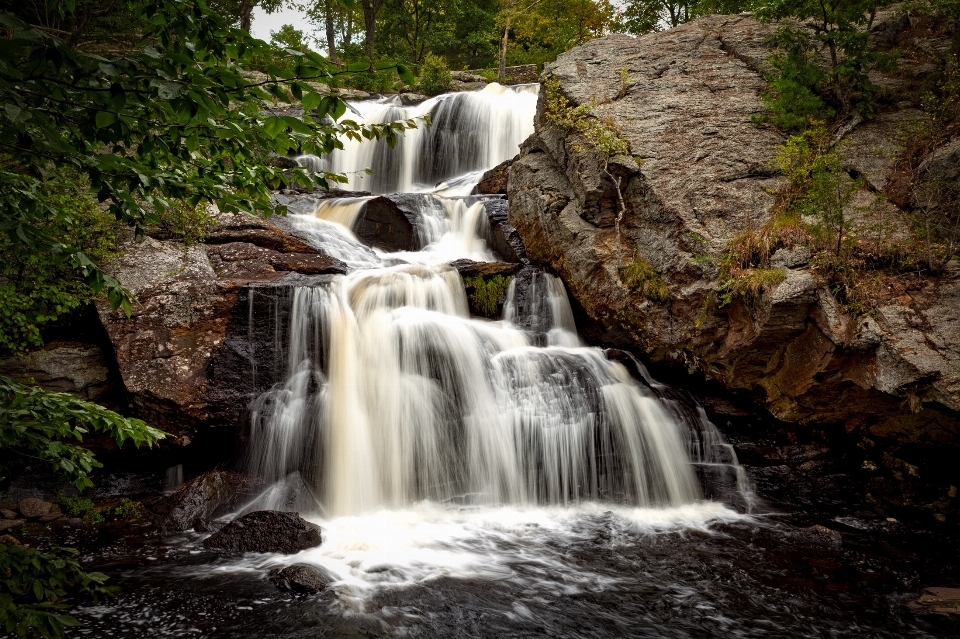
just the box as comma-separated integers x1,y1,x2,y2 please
0,341,117,403
508,14,960,521
203,510,322,554
270,563,333,594
96,209,347,440
157,470,236,534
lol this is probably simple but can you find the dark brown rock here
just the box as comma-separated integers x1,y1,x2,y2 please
269,563,333,594
480,198,526,263
1,509,18,520
477,158,512,195
18,498,55,519
353,195,420,252
449,259,521,278
0,535,21,546
909,587,960,616
203,510,322,554
159,470,236,534
0,519,25,531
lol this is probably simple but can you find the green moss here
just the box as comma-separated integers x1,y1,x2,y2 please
57,494,104,526
464,274,511,317
620,258,668,302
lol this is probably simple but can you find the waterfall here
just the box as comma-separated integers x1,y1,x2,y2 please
295,83,539,195
244,83,749,521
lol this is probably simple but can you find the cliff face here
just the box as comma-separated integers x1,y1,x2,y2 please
508,13,960,519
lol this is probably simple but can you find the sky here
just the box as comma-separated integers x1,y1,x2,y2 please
250,5,323,46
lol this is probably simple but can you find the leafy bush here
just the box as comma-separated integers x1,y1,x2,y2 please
754,26,835,130
417,54,453,96
149,200,215,246
0,543,114,639
56,495,103,526
0,376,166,490
0,175,121,355
113,498,145,521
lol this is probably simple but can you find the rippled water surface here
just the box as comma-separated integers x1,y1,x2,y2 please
71,504,958,638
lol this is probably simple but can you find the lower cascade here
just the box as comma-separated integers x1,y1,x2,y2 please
243,221,748,520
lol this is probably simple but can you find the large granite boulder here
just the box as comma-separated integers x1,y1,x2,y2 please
508,14,960,521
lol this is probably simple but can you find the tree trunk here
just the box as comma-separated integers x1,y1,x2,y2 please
361,0,379,63
239,0,254,33
499,14,511,84
324,0,339,66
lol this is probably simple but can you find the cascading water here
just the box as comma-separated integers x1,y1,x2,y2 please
295,83,538,195
238,82,750,607
68,84,955,639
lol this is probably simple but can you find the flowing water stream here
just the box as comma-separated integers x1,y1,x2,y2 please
70,84,958,638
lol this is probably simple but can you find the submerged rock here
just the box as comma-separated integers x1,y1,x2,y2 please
269,563,333,594
203,510,322,554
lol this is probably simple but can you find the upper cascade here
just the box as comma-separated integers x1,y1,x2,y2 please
295,83,539,195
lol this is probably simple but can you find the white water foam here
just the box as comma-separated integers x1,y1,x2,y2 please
209,502,750,611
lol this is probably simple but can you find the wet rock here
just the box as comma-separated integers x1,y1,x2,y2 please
19,498,56,519
203,510,322,554
398,92,428,106
799,524,843,546
38,506,63,522
449,259,521,278
354,195,420,252
64,518,83,528
1,509,18,519
480,198,526,263
159,471,236,534
192,517,222,533
269,563,333,594
476,158,512,195
0,535,22,546
909,587,960,615
0,520,25,531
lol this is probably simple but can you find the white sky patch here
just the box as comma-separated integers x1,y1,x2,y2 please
250,5,324,47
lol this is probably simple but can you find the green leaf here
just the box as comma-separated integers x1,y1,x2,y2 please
396,64,415,87
95,112,116,128
302,92,323,112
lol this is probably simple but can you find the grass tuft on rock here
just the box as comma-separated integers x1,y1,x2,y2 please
620,257,668,302
464,275,511,317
